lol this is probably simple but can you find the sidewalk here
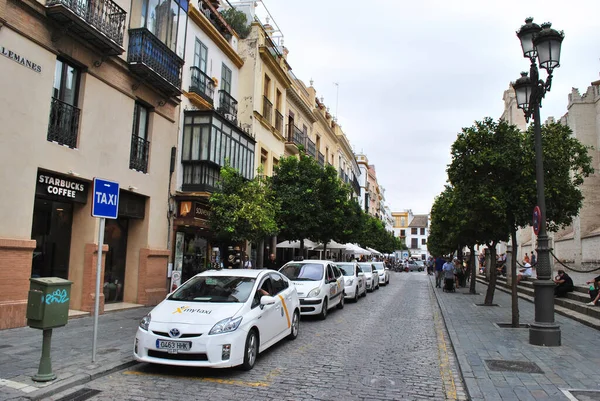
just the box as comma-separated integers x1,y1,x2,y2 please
0,306,151,401
432,276,600,401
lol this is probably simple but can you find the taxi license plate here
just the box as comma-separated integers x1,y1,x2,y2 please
156,340,191,354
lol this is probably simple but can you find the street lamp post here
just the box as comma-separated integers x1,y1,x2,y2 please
512,17,564,347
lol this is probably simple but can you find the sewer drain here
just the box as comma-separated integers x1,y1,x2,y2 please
562,389,600,401
55,388,101,401
475,303,500,307
485,359,543,374
363,376,396,387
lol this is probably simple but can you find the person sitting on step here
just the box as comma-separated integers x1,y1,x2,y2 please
585,274,600,306
554,269,574,298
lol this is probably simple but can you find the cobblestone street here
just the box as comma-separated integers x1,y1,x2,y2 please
42,272,464,401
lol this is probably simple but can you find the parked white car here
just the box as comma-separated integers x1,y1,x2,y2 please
134,269,300,371
372,262,390,285
279,260,345,319
358,262,379,292
336,262,367,302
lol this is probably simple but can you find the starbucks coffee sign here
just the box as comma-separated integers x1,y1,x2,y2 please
36,171,88,203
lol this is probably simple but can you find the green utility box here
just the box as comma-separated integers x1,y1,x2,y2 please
26,277,72,329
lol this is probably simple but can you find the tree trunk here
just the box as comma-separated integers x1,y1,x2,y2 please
511,229,520,327
484,243,498,305
469,245,477,294
300,239,305,260
323,242,328,257
256,239,264,268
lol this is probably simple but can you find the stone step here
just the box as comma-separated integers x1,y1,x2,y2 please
493,276,590,303
476,278,600,331
478,275,600,322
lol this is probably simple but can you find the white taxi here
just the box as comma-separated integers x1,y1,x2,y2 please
336,262,367,302
372,262,390,285
358,262,379,292
134,269,300,371
279,260,345,320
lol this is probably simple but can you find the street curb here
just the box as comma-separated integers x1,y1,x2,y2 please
27,359,138,401
429,276,473,401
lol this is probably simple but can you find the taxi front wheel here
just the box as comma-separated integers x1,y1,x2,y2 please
288,310,299,340
318,298,328,320
240,329,258,371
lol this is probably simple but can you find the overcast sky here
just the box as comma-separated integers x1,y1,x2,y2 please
253,0,600,215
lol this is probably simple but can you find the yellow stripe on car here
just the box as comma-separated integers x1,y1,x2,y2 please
277,294,291,328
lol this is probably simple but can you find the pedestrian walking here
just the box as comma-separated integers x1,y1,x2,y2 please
531,251,537,266
243,255,254,269
435,256,445,288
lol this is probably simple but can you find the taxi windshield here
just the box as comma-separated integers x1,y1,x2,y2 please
336,264,355,276
358,264,373,273
167,276,255,303
373,263,385,271
280,263,324,281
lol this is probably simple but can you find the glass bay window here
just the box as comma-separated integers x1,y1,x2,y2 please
182,111,255,192
130,0,188,58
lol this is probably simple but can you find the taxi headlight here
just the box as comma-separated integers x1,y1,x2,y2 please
307,287,321,298
209,316,243,335
139,313,151,331
345,278,354,286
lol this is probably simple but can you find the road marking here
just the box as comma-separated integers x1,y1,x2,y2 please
431,291,458,400
124,370,270,387
277,295,291,328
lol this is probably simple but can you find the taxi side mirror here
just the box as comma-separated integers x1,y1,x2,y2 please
357,272,364,276
260,295,276,306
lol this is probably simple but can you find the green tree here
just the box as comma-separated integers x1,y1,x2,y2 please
220,8,251,39
209,165,279,256
310,165,350,253
447,118,511,304
272,153,322,255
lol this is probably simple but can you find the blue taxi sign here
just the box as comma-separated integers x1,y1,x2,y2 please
92,178,119,219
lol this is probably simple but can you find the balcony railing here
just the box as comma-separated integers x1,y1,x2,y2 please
274,110,283,133
46,0,126,55
217,90,238,123
130,135,150,173
306,137,316,158
352,176,361,195
127,28,183,95
47,97,80,148
262,96,272,124
318,152,325,167
189,66,214,104
286,124,305,147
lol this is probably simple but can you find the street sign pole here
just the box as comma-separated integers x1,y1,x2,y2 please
92,217,105,363
90,178,119,363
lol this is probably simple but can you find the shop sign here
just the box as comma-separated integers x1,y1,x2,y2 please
1,45,42,73
179,201,210,220
36,171,88,203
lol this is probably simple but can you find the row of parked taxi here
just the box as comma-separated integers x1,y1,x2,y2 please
133,259,391,371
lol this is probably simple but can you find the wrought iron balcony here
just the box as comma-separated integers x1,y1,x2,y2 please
47,97,80,148
189,66,214,104
352,176,361,195
130,135,150,173
306,137,316,158
262,96,272,124
286,124,304,146
217,90,238,124
127,28,184,96
318,152,325,167
274,110,283,133
46,0,126,55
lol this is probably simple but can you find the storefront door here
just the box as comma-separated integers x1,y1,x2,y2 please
31,198,73,279
103,218,128,303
